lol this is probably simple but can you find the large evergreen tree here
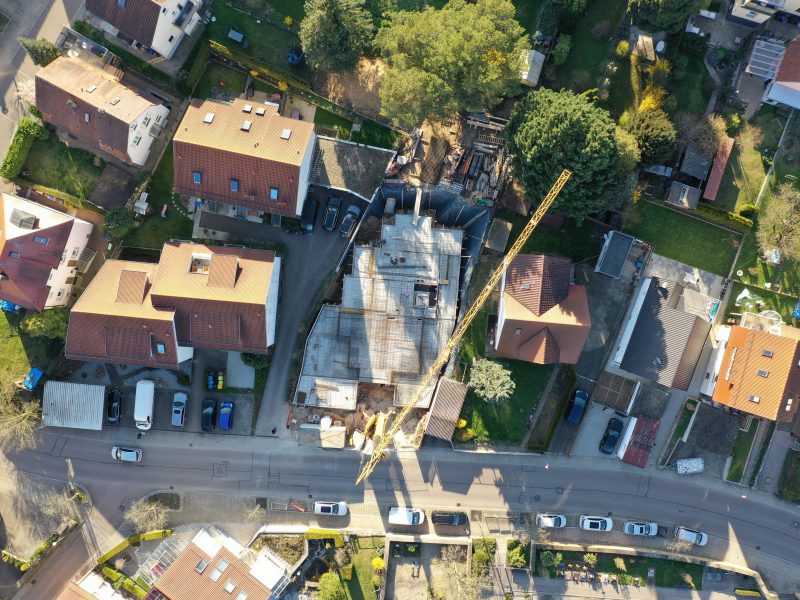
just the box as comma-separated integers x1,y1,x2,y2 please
300,0,375,71
376,0,528,127
620,108,676,165
632,0,703,33
505,88,625,219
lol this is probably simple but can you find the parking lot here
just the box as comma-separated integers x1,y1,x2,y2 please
570,402,630,458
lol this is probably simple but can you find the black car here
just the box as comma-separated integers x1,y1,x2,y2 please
301,199,319,234
106,388,122,424
201,398,217,432
337,205,361,238
323,196,341,231
599,417,624,455
431,511,468,526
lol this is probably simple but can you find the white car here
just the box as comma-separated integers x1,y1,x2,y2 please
579,515,613,532
111,447,142,462
314,501,348,516
674,526,708,546
536,513,567,528
388,507,425,526
624,521,658,536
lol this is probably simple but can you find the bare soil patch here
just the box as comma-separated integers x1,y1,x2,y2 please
312,57,385,119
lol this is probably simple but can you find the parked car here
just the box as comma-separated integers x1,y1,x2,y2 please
624,521,658,537
219,400,234,430
566,389,589,425
388,507,425,526
323,196,341,231
201,398,217,432
431,511,468,526
171,392,187,427
536,513,567,529
111,447,142,462
337,205,361,238
579,516,613,532
106,388,122,424
674,526,708,546
599,417,624,455
313,501,348,516
301,199,319,234
206,369,215,391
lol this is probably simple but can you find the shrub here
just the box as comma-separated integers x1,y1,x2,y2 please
370,574,382,588
696,201,753,231
506,539,530,568
241,352,271,369
102,565,124,583
456,418,467,429
552,34,572,66
103,206,134,238
28,105,43,119
184,42,210,95
304,529,345,547
341,563,353,580
727,112,743,133
738,203,758,218
615,40,629,57
454,427,475,442
583,552,598,568
371,556,385,572
0,117,49,179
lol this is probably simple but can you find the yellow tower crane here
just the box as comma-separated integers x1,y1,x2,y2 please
355,169,572,484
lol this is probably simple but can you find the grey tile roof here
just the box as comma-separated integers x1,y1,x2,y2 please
666,181,702,209
595,230,635,279
425,377,468,442
619,278,710,390
311,136,394,201
680,146,713,181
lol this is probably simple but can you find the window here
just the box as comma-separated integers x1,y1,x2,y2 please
193,171,202,184
235,592,248,600
156,114,163,124
84,112,90,123
749,395,761,403
762,349,774,358
118,0,126,6
142,117,151,127
133,136,142,146
156,343,166,354
230,178,239,192
56,289,64,299
520,282,531,290
168,35,174,42
756,369,769,378
515,328,522,336
270,187,279,200
8,252,19,259
209,559,229,582
72,247,80,257
195,559,208,574
224,580,236,593
33,236,48,245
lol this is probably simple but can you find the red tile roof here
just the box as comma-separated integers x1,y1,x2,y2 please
702,136,734,201
504,254,571,316
85,0,160,47
776,40,800,83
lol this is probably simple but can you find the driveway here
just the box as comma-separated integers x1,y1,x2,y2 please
570,402,630,459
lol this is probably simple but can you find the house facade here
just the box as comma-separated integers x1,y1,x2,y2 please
0,193,94,311
36,56,169,166
86,0,203,59
173,98,316,221
65,242,280,369
494,254,591,364
732,0,800,24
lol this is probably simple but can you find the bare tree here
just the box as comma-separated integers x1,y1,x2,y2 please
40,490,79,525
123,498,168,533
757,183,800,263
0,382,41,453
431,545,491,600
666,537,693,554
245,503,265,524
676,113,728,156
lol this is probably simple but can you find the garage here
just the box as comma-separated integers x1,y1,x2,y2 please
42,381,106,430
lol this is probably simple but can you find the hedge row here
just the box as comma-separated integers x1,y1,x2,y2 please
184,42,210,96
696,201,753,232
208,40,310,91
96,529,172,565
0,118,49,179
30,534,60,565
99,564,149,599
304,528,345,547
1,550,30,572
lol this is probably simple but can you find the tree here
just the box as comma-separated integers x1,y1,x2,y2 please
18,38,61,66
241,353,270,369
615,40,630,57
20,308,69,339
123,498,168,533
631,0,703,33
371,556,385,572
620,108,676,165
583,553,598,568
648,58,672,87
41,490,79,525
318,572,348,600
539,550,563,567
300,0,374,71
0,381,41,453
756,183,800,263
561,0,587,17
615,127,641,173
552,34,572,66
103,206,134,239
505,88,625,219
468,359,515,404
431,545,491,600
377,0,528,126
245,503,265,523
676,113,728,157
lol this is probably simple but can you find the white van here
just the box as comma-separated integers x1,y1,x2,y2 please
388,507,425,526
134,380,155,430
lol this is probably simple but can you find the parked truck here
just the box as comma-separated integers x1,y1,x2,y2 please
134,380,155,430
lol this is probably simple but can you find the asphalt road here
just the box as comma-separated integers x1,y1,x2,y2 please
7,428,800,597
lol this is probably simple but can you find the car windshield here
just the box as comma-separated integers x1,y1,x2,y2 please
411,513,419,524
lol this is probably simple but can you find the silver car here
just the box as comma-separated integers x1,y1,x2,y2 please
112,447,142,462
536,513,567,528
171,392,187,427
624,521,658,536
674,526,708,546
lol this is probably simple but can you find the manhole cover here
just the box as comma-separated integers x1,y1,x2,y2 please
792,521,800,529
213,463,227,477
533,495,541,502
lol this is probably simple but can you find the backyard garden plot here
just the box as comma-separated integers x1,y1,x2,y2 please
733,233,800,297
724,281,799,325
23,137,105,200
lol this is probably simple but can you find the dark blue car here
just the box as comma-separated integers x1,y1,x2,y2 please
566,389,589,425
219,401,234,430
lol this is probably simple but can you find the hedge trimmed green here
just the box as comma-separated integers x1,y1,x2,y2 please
184,43,210,96
696,201,752,232
0,118,49,179
304,528,345,547
100,564,149,598
96,529,172,564
209,40,310,91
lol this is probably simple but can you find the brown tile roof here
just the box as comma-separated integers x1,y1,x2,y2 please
155,544,272,600
0,193,74,311
777,40,800,83
518,328,560,364
703,136,735,202
425,377,468,441
173,99,315,216
36,57,157,163
85,0,160,47
713,325,800,422
505,254,571,317
66,260,179,368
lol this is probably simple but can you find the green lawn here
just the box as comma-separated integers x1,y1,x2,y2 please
207,2,312,82
671,399,697,444
554,0,627,92
623,201,740,276
591,553,703,590
124,147,192,248
674,54,713,115
194,62,248,99
726,419,758,483
0,313,62,383
498,210,602,261
725,280,799,325
314,108,353,136
345,536,383,600
604,57,633,119
23,137,105,200
512,0,547,34
259,0,305,22
778,449,800,503
733,233,800,297
352,119,400,150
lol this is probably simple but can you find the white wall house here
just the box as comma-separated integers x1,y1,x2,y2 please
127,103,170,166
295,133,316,217
265,256,281,346
150,0,203,58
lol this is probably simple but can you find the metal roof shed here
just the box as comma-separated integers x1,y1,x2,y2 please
42,381,105,430
595,231,635,278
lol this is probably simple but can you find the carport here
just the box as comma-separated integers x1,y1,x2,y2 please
619,415,660,468
591,372,636,410
42,381,105,430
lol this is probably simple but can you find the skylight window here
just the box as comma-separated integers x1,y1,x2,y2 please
756,369,769,378
193,171,202,185
203,112,215,123
195,559,208,574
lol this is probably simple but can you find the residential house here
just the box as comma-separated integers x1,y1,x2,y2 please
0,192,94,311
35,56,169,166
494,254,591,364
173,98,316,221
86,0,203,59
613,277,713,390
732,0,800,25
763,40,800,110
709,325,800,432
65,242,280,368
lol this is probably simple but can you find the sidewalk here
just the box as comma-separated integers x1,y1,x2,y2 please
530,577,740,599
